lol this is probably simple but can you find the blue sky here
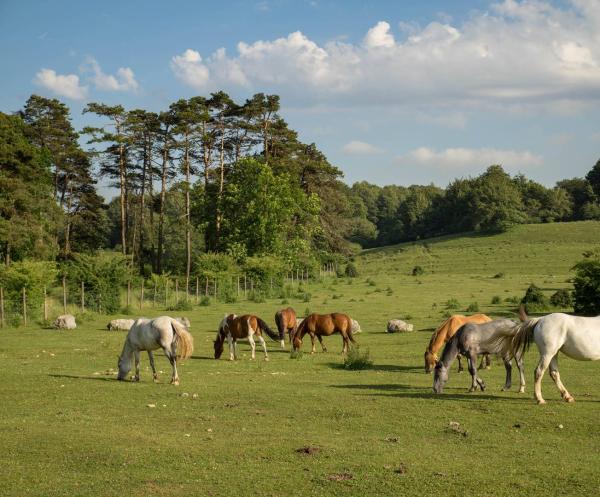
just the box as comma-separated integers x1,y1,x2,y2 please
2,0,599,195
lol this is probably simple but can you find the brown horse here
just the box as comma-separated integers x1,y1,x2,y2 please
214,314,283,361
293,312,355,354
275,307,297,345
424,314,492,373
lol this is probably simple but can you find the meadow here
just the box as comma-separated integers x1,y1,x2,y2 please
2,221,600,497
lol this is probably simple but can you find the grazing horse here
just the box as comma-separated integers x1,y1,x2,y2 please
424,314,492,373
275,307,297,345
214,314,283,361
433,319,526,394
510,312,600,404
293,313,355,354
117,316,194,385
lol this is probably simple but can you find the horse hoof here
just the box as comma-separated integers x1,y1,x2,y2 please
564,396,575,403
264,357,269,362
153,376,159,383
537,399,547,405
518,388,525,394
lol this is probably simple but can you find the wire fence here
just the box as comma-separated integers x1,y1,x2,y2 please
0,263,339,328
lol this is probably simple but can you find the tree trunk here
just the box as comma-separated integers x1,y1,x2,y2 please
184,136,192,296
118,123,127,256
157,141,169,274
215,126,225,250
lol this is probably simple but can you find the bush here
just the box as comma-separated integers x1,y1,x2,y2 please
199,296,211,306
343,347,373,370
303,307,311,317
446,298,460,310
302,292,312,303
572,253,600,315
289,350,303,360
505,296,520,304
491,296,501,304
493,272,505,279
412,265,424,276
466,302,480,312
344,262,359,278
550,288,572,308
248,290,266,303
167,300,193,312
521,283,550,313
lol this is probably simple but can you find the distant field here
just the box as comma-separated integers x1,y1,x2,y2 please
2,221,600,497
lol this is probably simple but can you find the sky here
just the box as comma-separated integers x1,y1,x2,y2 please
1,0,600,195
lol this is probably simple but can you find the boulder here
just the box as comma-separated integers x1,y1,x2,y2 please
387,319,413,333
107,319,135,331
54,314,77,330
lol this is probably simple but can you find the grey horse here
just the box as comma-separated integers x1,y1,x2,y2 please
433,319,526,394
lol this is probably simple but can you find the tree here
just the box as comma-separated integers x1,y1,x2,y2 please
572,250,600,316
585,159,600,198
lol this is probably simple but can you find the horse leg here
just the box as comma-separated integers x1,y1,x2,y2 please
534,354,553,404
479,353,491,370
549,355,574,403
501,356,512,391
467,352,485,392
132,350,140,382
258,334,269,361
318,335,327,353
228,334,235,361
148,351,158,382
515,354,526,393
457,354,464,373
309,332,316,354
248,333,256,360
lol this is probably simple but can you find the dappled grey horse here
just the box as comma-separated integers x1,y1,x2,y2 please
433,319,526,394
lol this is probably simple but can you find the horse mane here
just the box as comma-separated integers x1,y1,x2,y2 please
428,316,457,349
437,332,461,368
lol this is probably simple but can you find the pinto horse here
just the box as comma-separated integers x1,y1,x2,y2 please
214,314,283,361
293,312,355,354
275,307,297,344
424,314,492,373
117,316,194,385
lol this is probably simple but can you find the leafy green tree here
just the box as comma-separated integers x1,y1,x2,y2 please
585,159,600,198
572,250,600,315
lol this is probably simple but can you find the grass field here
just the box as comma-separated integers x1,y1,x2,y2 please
2,221,600,497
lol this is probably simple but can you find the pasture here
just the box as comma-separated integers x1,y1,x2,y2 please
2,221,600,496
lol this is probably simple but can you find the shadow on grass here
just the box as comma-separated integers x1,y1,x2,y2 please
48,373,118,382
325,362,423,373
331,383,529,402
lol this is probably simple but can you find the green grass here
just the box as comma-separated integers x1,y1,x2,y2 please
2,221,600,496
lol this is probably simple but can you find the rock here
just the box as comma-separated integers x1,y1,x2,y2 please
181,392,189,398
107,319,135,331
147,404,156,408
386,319,413,333
53,314,77,330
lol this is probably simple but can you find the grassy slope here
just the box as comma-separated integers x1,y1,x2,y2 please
2,221,600,497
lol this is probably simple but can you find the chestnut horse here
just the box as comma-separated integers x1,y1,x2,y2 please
275,307,297,344
214,314,283,361
424,314,492,373
293,312,355,354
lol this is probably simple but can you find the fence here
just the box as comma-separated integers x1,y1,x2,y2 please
0,264,339,327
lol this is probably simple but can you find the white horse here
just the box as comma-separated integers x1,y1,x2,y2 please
510,312,600,404
117,316,194,385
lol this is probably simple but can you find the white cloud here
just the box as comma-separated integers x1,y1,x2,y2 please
341,140,384,155
82,57,139,92
33,69,88,100
170,49,210,89
416,112,467,129
396,146,543,171
169,1,600,110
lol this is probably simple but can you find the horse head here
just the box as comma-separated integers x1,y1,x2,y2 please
432,362,448,393
117,354,130,380
424,350,437,374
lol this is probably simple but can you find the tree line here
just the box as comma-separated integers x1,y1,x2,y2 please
2,93,600,282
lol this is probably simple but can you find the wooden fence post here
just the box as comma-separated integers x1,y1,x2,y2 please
214,279,217,300
153,281,157,308
196,276,199,304
175,278,179,304
43,286,48,321
22,287,27,326
62,276,67,313
185,276,189,302
237,276,240,296
80,281,85,313
127,280,131,308
0,287,4,328
244,274,247,297
165,279,169,307
140,280,144,310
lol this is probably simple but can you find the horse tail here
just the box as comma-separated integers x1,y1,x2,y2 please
171,319,194,360
345,315,356,343
256,317,280,342
274,311,284,335
510,318,541,360
518,304,528,322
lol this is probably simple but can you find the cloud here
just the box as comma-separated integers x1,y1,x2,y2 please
33,69,88,100
169,1,600,110
170,49,210,89
416,112,467,129
341,140,384,155
82,57,139,92
396,147,543,171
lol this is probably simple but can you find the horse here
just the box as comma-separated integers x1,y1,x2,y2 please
432,319,526,394
117,316,194,385
509,312,600,404
214,314,283,361
292,313,355,354
275,307,297,345
424,314,493,373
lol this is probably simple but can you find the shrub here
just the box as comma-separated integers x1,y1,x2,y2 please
248,290,266,303
572,253,600,315
491,296,501,304
343,347,373,370
366,278,376,287
167,300,193,312
199,296,211,306
281,298,289,305
505,296,520,304
289,350,303,360
521,283,550,313
344,262,359,278
550,289,572,308
302,292,312,303
412,265,424,276
446,298,460,310
493,272,505,279
466,302,480,312
303,307,311,317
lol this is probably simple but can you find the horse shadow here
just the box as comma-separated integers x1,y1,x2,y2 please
325,362,423,373
48,373,119,382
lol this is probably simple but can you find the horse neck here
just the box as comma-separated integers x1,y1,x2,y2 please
119,339,134,367
439,336,460,369
429,322,451,354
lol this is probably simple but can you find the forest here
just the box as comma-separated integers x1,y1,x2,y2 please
2,93,600,288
